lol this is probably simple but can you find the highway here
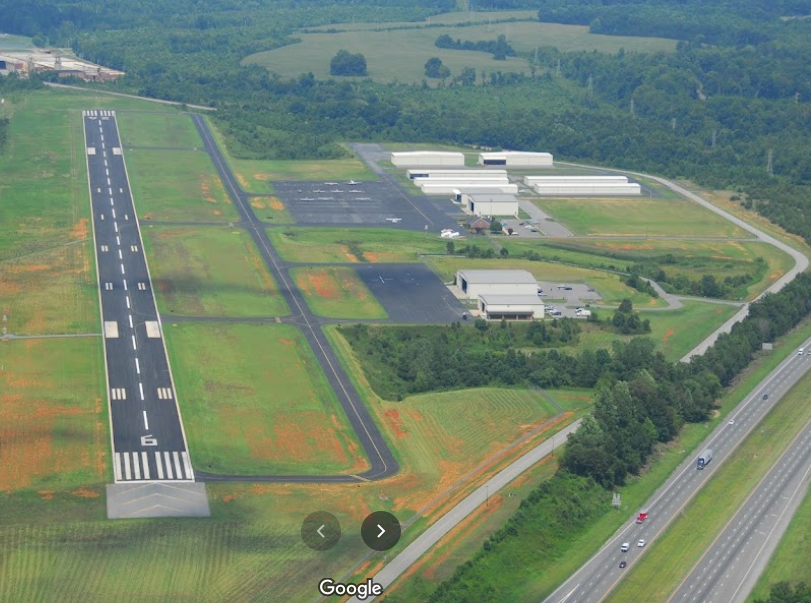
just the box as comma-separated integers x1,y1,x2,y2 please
541,341,811,603
83,110,194,482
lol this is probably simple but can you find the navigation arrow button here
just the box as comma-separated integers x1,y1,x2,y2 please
377,524,386,538
361,511,401,551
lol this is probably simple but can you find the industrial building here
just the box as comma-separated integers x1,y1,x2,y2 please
479,151,554,167
0,50,124,81
526,175,641,196
407,169,507,180
478,295,546,320
420,182,519,196
461,193,519,217
455,270,538,299
391,151,465,167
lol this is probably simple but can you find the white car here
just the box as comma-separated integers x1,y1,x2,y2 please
637,539,646,547
728,419,735,425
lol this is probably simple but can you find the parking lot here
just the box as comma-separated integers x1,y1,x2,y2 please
536,282,603,318
273,180,461,232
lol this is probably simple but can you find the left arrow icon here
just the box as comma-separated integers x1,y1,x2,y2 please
317,525,326,538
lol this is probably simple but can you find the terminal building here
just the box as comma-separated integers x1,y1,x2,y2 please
478,151,554,167
391,151,465,167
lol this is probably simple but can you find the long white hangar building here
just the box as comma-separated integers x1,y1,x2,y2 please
391,151,465,167
455,269,545,320
479,151,554,167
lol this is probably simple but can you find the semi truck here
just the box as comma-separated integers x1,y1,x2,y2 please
697,449,713,470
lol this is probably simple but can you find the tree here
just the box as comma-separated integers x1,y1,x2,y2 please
490,220,503,234
424,57,450,79
330,50,367,76
446,241,455,255
500,247,509,257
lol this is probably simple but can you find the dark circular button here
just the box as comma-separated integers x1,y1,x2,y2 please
361,511,401,552
301,511,341,551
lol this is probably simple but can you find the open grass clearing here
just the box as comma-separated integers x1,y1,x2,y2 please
0,338,106,494
0,240,98,335
116,111,202,149
249,196,295,223
140,226,288,317
534,196,747,238
605,355,811,603
245,12,675,85
291,266,387,319
269,227,481,263
125,148,239,222
424,256,663,307
164,322,364,475
229,157,376,194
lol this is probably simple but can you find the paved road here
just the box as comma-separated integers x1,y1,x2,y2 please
45,82,215,111
540,340,811,603
189,115,399,483
83,110,195,482
347,419,583,603
557,163,810,362
517,198,574,237
668,403,811,603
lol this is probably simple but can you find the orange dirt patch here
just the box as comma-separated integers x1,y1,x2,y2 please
384,409,408,439
240,411,350,466
365,251,402,263
303,270,340,299
38,490,56,500
662,327,676,341
605,242,654,251
251,199,266,209
341,246,359,262
363,252,379,262
279,337,294,346
253,173,271,181
268,198,285,211
71,487,100,498
70,217,89,240
236,172,251,190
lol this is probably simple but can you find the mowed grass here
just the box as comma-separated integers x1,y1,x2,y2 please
230,157,376,194
291,266,388,319
0,240,98,335
125,148,239,222
567,300,740,362
164,322,366,475
424,256,663,306
245,11,675,84
0,338,107,494
140,226,289,317
116,111,202,149
605,363,811,603
534,196,747,238
249,196,295,223
269,227,471,263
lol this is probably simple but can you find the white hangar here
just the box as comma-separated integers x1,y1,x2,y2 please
461,193,519,217
478,151,554,167
478,295,546,320
390,151,465,167
455,269,538,299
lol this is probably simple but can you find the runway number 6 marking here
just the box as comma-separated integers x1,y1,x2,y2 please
141,435,158,446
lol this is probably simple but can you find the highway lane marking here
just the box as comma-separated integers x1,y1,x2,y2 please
120,263,125,274
112,208,116,219
135,357,140,374
132,335,137,350
114,221,118,232
125,294,130,308
128,314,133,329
139,382,144,400
143,411,149,430
118,249,122,259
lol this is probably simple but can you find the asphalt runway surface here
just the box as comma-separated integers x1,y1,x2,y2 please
541,339,811,603
274,179,461,232
354,264,467,324
190,114,399,483
83,110,194,482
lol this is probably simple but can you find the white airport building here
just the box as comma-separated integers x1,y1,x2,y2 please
407,169,508,180
461,193,519,217
525,175,641,196
419,182,518,196
479,151,554,167
455,269,538,299
478,295,546,320
391,151,465,167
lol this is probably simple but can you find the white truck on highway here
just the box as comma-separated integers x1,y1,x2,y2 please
697,448,713,470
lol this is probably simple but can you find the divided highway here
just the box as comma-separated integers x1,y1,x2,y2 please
542,342,811,603
83,110,194,482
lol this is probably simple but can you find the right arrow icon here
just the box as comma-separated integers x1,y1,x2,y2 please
361,511,401,551
377,524,386,538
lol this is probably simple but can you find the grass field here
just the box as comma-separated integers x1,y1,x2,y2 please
230,157,376,194
605,360,811,603
125,149,240,222
249,196,295,223
0,338,106,494
534,196,747,238
291,266,388,319
269,227,481,263
140,226,289,317
164,322,365,475
424,256,663,307
245,11,675,84
116,111,202,149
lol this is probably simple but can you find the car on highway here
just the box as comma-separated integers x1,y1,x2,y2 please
728,418,735,425
621,542,630,552
619,560,627,569
800,347,805,355
637,539,646,547
762,393,769,400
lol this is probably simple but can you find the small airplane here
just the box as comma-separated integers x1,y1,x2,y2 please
440,230,460,239
386,217,402,223
346,180,361,186
300,197,316,201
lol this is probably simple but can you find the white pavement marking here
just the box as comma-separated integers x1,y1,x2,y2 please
108,187,112,195
123,452,132,480
132,335,137,350
125,295,130,307
138,282,147,291
120,263,125,274
114,453,123,481
131,245,139,252
103,321,119,339
173,451,183,479
110,198,114,207
104,282,113,291
100,244,108,252
133,452,141,480
118,249,122,259
155,452,165,480
116,236,120,246
114,221,118,233
164,452,174,479
107,178,111,186
182,452,194,480
112,208,116,219
141,451,151,479
143,411,149,430
124,214,129,221
139,382,144,401
100,214,105,221
110,387,126,401
135,357,140,374
128,314,133,329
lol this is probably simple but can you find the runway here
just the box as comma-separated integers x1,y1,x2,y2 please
83,110,194,483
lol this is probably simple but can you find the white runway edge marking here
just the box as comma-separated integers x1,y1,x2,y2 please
114,453,123,481
143,411,149,430
135,357,140,374
139,382,144,400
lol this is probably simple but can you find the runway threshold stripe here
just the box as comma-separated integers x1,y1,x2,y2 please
123,452,132,480
133,452,141,480
114,453,122,481
182,452,193,480
164,452,174,479
155,452,165,480
173,451,183,479
142,452,150,480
